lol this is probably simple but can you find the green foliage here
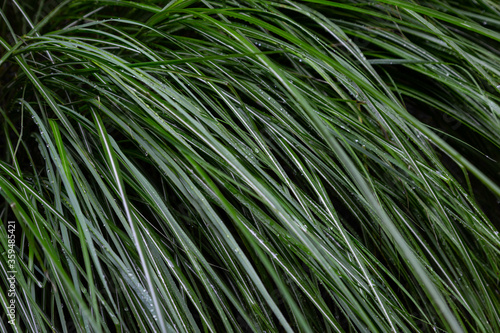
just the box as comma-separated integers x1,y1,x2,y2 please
1,0,500,332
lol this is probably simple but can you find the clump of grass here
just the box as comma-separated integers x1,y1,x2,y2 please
1,0,499,332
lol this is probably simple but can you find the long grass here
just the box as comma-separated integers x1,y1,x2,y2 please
1,0,499,332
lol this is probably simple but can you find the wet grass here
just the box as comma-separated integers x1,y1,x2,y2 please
1,0,500,332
